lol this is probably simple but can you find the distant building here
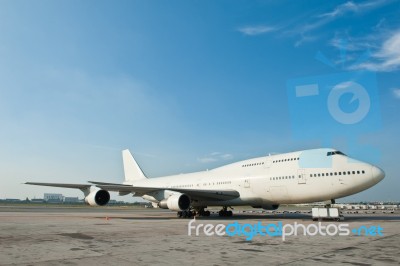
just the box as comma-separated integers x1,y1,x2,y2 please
44,193,63,203
64,197,79,203
5,198,21,202
31,199,44,203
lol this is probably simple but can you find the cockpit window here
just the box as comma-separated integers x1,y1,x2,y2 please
327,151,347,156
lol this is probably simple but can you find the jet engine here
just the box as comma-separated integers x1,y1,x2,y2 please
252,204,280,210
85,190,110,206
158,194,190,211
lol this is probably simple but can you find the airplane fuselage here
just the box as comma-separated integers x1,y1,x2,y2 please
129,148,384,208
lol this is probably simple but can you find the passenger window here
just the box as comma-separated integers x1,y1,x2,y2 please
352,171,355,174
357,171,360,174
339,172,341,175
343,172,346,175
362,170,365,174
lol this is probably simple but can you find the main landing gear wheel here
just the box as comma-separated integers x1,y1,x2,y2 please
198,210,211,217
177,210,193,218
194,207,211,217
218,206,233,217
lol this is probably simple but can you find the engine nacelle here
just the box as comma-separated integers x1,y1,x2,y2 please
85,190,110,206
158,194,190,211
252,204,280,210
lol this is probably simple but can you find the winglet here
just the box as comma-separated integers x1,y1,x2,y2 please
122,149,147,182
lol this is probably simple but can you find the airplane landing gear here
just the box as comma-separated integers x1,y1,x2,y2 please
218,206,233,217
177,208,210,218
177,210,193,218
198,210,211,217
324,199,336,208
195,207,211,217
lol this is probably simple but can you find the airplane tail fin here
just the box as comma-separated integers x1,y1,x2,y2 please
122,149,147,182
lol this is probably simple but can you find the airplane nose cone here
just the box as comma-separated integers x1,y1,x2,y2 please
372,166,385,183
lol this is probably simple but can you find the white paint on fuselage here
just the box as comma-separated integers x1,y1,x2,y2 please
129,148,384,207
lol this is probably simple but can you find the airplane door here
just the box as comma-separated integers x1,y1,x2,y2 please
264,157,272,169
298,169,306,184
244,179,250,188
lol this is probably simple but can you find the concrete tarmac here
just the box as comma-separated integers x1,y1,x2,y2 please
0,206,399,265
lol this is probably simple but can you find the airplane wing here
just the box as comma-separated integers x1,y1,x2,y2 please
88,181,240,201
25,182,91,190
25,181,240,201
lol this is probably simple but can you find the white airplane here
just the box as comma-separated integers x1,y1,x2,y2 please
26,148,385,218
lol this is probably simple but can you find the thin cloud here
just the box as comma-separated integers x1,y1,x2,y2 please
329,30,383,52
238,1,390,46
237,25,276,36
197,152,233,163
350,30,400,72
287,0,390,46
319,0,388,18
295,35,317,47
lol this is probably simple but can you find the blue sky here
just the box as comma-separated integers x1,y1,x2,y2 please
0,0,399,202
